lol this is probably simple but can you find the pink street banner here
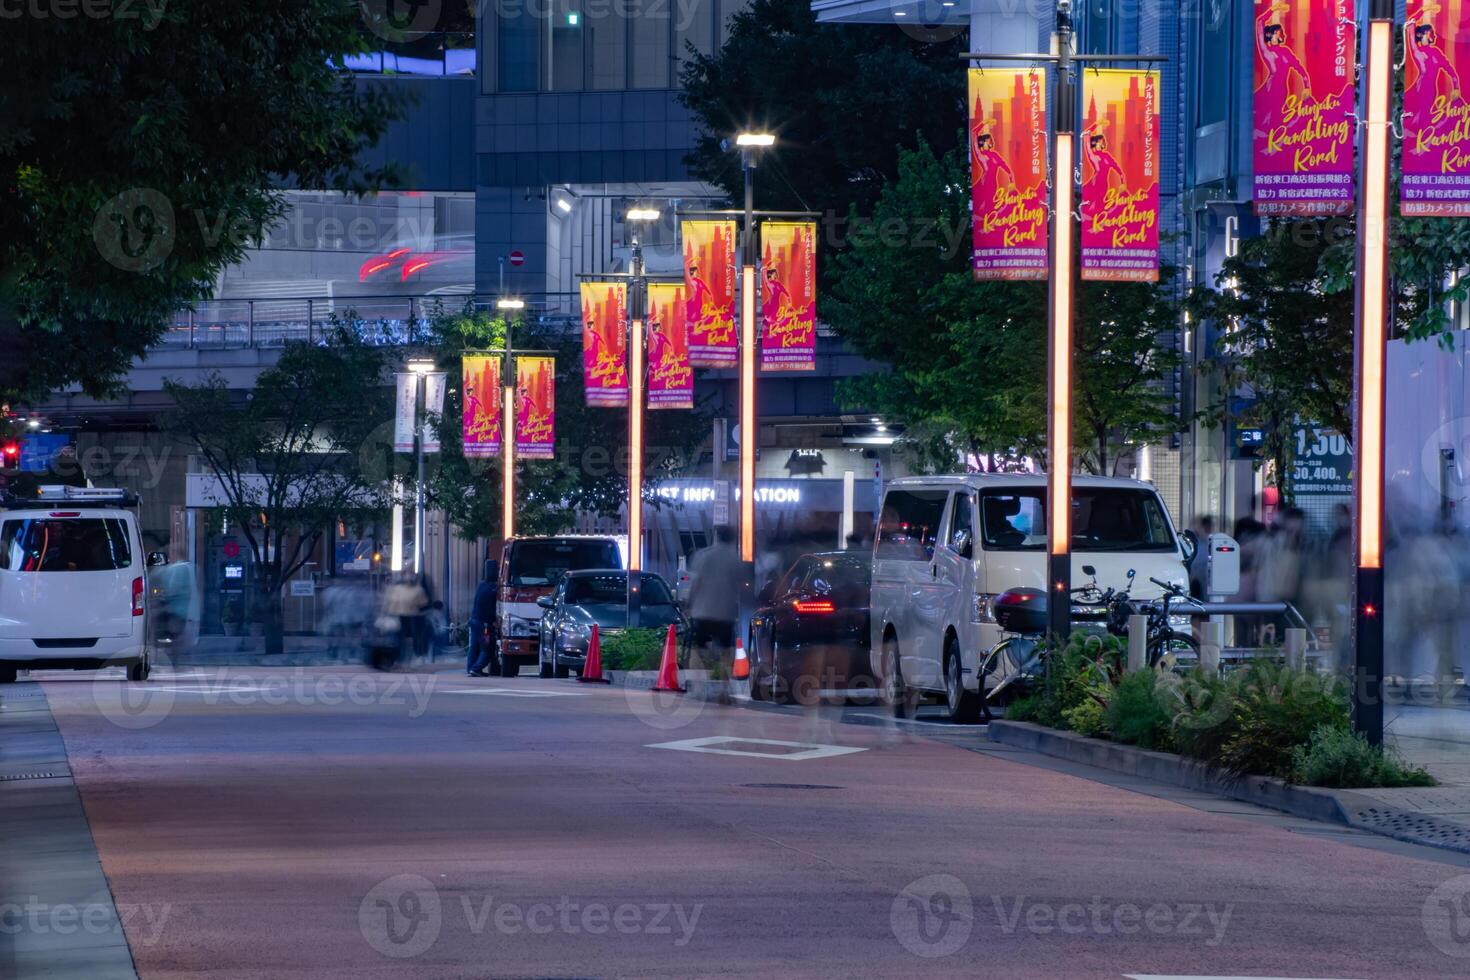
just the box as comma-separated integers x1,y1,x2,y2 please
969,68,1048,281
646,283,694,409
681,220,738,368
1252,0,1356,215
759,222,817,372
1402,1,1470,215
461,355,502,458
580,282,628,407
1081,70,1161,283
515,356,555,460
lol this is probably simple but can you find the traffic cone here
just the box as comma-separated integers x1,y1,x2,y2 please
652,623,686,693
732,636,750,681
579,624,611,683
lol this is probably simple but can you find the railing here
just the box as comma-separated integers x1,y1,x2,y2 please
335,32,475,77
156,295,581,351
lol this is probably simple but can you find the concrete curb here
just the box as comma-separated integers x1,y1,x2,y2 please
603,669,748,703
988,720,1470,856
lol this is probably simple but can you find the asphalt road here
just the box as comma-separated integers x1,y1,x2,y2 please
34,665,1470,979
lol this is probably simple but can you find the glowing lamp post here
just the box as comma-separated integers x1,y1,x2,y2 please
625,207,661,626
495,298,525,541
1351,0,1393,745
735,133,774,572
405,356,436,576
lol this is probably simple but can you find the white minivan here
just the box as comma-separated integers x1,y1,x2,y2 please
870,474,1191,722
0,487,157,683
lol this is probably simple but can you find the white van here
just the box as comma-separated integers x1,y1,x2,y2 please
0,487,158,682
870,474,1191,722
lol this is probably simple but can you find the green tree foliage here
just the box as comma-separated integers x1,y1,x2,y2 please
678,0,966,220
163,332,392,654
422,308,711,540
1,3,401,405
827,143,1181,473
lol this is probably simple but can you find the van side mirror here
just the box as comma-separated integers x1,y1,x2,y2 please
951,528,972,559
1180,529,1199,564
147,552,168,568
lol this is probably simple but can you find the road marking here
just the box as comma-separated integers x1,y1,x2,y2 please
146,685,273,695
646,735,867,761
443,688,590,697
1125,975,1369,980
849,712,987,729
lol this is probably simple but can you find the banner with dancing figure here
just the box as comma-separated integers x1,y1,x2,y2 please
759,222,817,373
647,283,694,409
1252,0,1356,215
1403,1,1470,215
461,355,502,458
1081,69,1161,282
968,68,1048,281
515,356,555,460
580,282,628,407
681,220,737,368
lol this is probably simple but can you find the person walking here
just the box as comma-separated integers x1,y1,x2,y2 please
688,525,743,669
467,559,498,676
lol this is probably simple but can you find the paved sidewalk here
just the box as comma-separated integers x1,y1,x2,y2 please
0,683,137,980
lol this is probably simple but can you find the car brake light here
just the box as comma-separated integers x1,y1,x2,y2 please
792,598,835,614
132,577,145,616
48,512,81,518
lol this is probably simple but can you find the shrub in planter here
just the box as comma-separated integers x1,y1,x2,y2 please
1032,632,1124,729
599,628,666,672
1217,663,1351,779
1105,670,1176,752
1290,725,1437,788
1063,697,1109,738
1004,693,1041,722
1158,668,1239,762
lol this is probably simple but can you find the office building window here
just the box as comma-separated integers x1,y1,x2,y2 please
589,15,628,89
499,8,539,92
550,0,585,91
678,0,716,70
630,12,671,89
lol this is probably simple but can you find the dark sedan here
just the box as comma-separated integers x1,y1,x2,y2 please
536,570,686,678
748,552,873,704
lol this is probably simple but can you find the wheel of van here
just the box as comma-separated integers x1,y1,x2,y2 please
127,656,151,682
882,634,918,719
943,639,982,724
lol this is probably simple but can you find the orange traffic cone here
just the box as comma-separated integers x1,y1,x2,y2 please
731,636,750,681
579,624,611,683
652,623,685,693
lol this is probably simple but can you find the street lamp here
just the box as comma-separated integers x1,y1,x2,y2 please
1351,0,1394,745
735,133,774,582
625,207,660,627
495,299,525,541
406,356,436,577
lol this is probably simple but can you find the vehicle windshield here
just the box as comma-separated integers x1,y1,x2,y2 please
508,540,621,586
980,488,1176,553
565,573,674,606
0,517,133,572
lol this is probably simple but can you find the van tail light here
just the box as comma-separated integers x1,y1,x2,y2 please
132,577,145,616
792,598,835,614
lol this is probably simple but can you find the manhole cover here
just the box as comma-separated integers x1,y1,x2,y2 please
740,783,844,790
1353,806,1470,849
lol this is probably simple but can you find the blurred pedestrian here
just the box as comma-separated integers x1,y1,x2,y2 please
689,525,742,669
467,559,498,676
375,573,427,669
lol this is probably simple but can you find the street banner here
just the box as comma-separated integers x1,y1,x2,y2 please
968,68,1048,281
1402,1,1470,215
393,373,416,452
515,356,555,460
759,221,817,372
461,355,502,458
647,283,694,409
422,373,447,454
1081,69,1161,282
580,281,628,407
681,220,738,367
1251,0,1356,215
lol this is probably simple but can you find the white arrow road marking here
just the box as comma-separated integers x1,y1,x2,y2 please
646,735,867,761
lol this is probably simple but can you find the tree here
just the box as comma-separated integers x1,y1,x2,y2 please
827,142,1182,474
421,307,711,540
1,3,401,405
163,333,391,654
679,0,966,222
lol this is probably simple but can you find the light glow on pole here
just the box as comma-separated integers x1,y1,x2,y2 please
1357,19,1391,571
740,264,757,563
502,383,515,541
1048,131,1075,560
628,318,645,571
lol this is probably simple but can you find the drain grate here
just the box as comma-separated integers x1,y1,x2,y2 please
1352,806,1470,850
740,783,844,791
0,772,64,782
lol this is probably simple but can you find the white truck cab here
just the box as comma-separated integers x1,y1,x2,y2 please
870,474,1190,722
0,486,158,682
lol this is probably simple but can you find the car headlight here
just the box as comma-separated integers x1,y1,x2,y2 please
507,615,536,637
974,593,997,624
567,622,591,637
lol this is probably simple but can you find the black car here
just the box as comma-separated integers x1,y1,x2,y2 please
748,552,873,704
535,570,687,678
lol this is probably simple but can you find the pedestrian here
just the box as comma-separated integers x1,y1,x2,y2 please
688,524,743,669
467,558,498,676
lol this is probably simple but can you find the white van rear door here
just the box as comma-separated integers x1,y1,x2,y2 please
0,514,138,640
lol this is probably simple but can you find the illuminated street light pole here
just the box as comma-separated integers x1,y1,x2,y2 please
495,298,526,541
735,133,773,594
406,356,436,577
624,207,661,628
961,1,1165,639
1351,0,1393,745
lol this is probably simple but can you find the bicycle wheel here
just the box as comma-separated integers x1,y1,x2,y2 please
1147,630,1199,669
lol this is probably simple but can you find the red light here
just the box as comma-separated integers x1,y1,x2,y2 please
48,512,81,518
1,442,18,458
132,577,145,617
1364,603,1378,618
401,258,433,280
792,599,835,614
